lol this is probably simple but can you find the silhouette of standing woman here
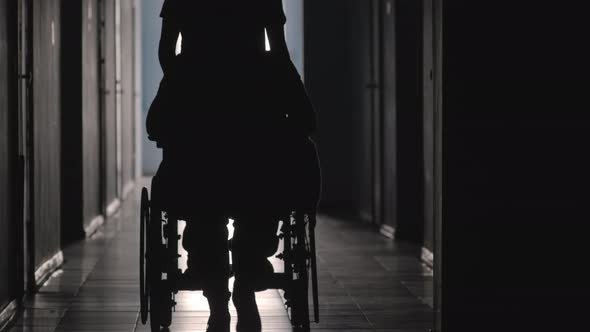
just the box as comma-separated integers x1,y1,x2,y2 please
147,1,318,331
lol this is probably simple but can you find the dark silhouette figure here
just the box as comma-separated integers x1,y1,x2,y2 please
146,1,320,331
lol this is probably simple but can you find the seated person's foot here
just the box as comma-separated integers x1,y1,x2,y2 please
206,292,231,332
206,311,230,332
233,286,261,331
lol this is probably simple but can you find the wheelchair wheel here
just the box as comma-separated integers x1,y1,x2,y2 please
140,188,149,324
287,211,312,330
147,203,173,331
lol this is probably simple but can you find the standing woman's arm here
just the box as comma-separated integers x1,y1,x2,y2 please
264,0,317,136
266,24,289,59
158,1,181,74
265,0,290,59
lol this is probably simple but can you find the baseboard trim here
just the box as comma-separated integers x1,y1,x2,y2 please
34,251,64,288
0,300,18,332
421,247,434,268
84,215,105,238
106,198,121,217
380,224,395,239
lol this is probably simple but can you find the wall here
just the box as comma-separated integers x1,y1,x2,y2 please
32,0,62,274
440,2,590,331
119,0,136,194
140,0,162,175
283,0,304,75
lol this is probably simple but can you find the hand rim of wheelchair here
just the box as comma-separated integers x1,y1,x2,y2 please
150,197,173,330
285,211,317,329
140,186,173,331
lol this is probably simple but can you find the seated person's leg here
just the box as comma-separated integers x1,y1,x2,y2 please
182,211,231,330
231,211,280,287
182,212,230,285
231,211,279,330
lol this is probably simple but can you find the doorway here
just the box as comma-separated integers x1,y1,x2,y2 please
376,0,439,325
0,0,24,323
378,0,427,243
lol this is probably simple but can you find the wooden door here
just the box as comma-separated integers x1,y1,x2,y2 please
61,0,103,243
119,0,135,197
100,0,120,215
81,0,102,232
31,0,62,286
394,0,424,242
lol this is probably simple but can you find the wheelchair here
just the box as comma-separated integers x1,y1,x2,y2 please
139,143,320,332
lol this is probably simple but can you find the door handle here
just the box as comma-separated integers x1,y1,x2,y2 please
18,73,32,86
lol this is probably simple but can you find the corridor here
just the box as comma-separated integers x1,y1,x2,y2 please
10,181,433,332
4,0,590,330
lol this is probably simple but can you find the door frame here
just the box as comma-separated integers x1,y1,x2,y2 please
369,0,383,228
372,0,443,329
16,0,35,294
432,0,443,329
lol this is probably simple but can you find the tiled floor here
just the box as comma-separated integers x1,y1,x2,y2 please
11,181,433,331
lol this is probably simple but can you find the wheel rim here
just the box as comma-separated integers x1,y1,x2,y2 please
140,188,149,324
148,204,166,331
289,212,311,328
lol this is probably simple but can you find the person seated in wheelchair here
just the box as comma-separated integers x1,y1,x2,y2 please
146,1,319,331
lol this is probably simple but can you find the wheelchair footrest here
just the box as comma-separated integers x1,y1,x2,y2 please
264,273,288,290
173,272,289,292
176,276,204,291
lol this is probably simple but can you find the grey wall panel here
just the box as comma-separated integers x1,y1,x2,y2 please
140,0,162,175
33,0,61,268
119,0,134,192
103,0,118,205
